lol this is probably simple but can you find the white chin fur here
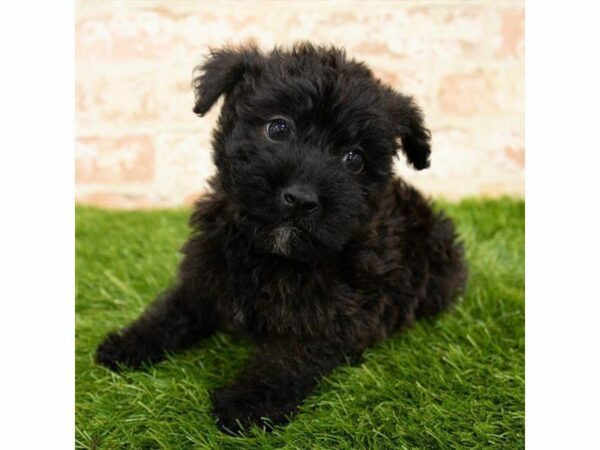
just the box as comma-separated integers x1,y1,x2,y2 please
271,226,298,256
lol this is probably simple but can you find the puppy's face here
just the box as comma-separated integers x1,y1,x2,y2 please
193,44,431,261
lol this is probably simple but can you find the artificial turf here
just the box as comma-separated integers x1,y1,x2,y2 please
75,198,524,449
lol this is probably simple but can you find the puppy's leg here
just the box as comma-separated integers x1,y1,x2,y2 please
416,212,467,318
211,340,358,432
96,280,217,371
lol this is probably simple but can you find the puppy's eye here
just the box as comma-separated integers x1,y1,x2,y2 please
265,118,292,142
343,148,365,174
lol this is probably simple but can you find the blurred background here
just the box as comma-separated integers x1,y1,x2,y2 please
76,0,524,209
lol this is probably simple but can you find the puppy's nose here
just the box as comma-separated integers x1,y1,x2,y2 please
281,184,320,215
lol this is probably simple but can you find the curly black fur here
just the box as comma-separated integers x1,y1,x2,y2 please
96,43,467,433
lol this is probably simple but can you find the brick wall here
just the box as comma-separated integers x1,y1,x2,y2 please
76,0,524,208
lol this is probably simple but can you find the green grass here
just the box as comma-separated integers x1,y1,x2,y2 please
76,198,524,449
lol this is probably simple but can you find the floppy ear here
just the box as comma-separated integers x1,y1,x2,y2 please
388,91,432,170
192,46,259,116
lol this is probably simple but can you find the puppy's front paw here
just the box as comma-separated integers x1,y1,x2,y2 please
211,385,297,434
95,331,161,371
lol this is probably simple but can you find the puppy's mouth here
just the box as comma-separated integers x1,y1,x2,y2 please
242,208,355,261
268,223,327,261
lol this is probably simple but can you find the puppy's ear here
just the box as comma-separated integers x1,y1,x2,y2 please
192,46,259,116
388,91,432,170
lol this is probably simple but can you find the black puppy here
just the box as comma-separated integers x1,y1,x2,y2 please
96,43,467,432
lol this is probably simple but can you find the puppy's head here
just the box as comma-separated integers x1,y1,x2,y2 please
193,43,431,261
